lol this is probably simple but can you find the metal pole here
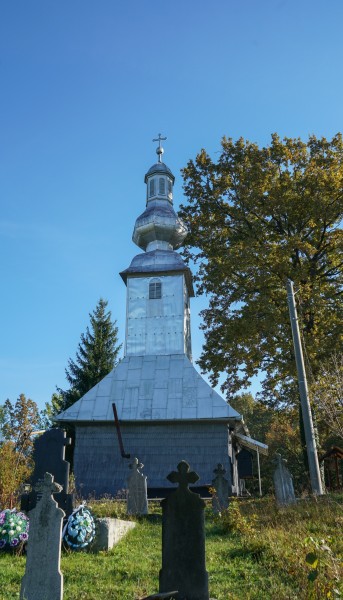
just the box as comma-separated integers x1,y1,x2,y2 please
286,279,324,495
256,449,262,496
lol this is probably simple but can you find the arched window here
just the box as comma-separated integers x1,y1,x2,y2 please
159,177,165,195
149,278,162,299
149,179,155,197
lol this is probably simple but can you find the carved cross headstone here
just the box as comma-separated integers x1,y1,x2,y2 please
127,457,148,516
273,453,296,505
21,428,73,516
159,460,209,600
212,463,229,513
20,472,65,600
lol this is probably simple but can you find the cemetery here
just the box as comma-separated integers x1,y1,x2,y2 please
0,427,342,599
0,478,342,598
1,141,343,598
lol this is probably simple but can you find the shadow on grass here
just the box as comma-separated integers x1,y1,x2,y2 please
141,514,162,524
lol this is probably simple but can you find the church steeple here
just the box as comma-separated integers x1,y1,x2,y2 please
132,136,187,252
120,136,194,359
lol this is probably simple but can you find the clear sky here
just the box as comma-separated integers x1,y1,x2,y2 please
1,0,342,410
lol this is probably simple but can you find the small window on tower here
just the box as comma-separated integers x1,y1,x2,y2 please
149,179,155,197
159,178,165,195
168,178,172,195
149,279,162,299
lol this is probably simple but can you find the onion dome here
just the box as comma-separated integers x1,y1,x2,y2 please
132,135,188,251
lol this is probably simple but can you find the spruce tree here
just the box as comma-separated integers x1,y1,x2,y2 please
58,298,121,411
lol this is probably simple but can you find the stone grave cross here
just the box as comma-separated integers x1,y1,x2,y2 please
159,460,209,600
273,453,296,505
167,460,199,490
211,463,229,513
21,428,73,516
20,472,65,600
127,457,148,516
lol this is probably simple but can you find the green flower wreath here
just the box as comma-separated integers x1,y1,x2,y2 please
0,509,29,549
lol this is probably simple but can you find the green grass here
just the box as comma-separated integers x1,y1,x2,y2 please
0,495,342,599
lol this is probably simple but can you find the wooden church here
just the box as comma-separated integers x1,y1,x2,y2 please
57,138,266,497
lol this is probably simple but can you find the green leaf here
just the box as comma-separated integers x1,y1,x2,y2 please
306,552,318,568
308,568,319,582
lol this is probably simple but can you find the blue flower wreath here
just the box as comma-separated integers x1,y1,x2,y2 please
62,504,95,550
0,509,29,550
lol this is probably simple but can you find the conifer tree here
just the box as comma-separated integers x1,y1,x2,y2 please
58,298,121,411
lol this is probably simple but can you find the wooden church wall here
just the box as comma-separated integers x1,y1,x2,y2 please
73,421,233,497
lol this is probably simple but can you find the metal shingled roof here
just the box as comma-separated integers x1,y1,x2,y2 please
56,354,241,423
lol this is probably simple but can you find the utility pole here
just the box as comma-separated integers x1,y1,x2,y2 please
286,279,324,495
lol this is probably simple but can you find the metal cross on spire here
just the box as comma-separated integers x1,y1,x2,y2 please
153,133,167,163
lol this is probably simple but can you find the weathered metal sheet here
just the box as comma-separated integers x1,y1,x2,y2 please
234,432,269,455
120,249,194,297
57,354,242,423
126,274,186,356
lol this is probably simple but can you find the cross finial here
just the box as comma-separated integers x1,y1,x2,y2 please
167,460,199,489
152,133,167,163
213,463,226,477
129,457,144,472
34,472,63,496
274,453,287,467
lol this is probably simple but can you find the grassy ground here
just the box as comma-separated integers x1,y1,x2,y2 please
0,494,342,599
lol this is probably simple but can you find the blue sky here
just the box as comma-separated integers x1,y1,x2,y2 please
1,1,342,410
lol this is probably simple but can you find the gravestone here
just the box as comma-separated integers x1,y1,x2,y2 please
127,457,148,516
21,428,73,516
211,463,229,513
20,472,65,600
273,453,296,505
159,460,209,600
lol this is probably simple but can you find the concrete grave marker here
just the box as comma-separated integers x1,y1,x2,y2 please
127,457,148,516
92,517,136,551
20,472,65,600
273,453,296,505
159,460,209,600
21,428,73,516
211,463,229,513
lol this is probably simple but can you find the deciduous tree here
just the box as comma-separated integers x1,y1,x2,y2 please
0,394,41,506
2,394,41,455
180,134,343,407
311,352,343,442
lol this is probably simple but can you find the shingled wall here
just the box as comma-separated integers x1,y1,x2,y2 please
74,421,233,497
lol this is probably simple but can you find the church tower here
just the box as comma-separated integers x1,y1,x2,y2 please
121,135,193,359
57,138,250,497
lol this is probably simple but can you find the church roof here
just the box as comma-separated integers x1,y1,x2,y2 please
56,354,241,424
144,162,174,183
120,249,194,296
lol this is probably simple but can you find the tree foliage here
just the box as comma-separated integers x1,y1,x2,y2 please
311,352,343,442
0,394,41,506
231,393,311,494
0,441,31,507
58,298,122,411
40,392,63,429
2,394,41,455
179,134,343,406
